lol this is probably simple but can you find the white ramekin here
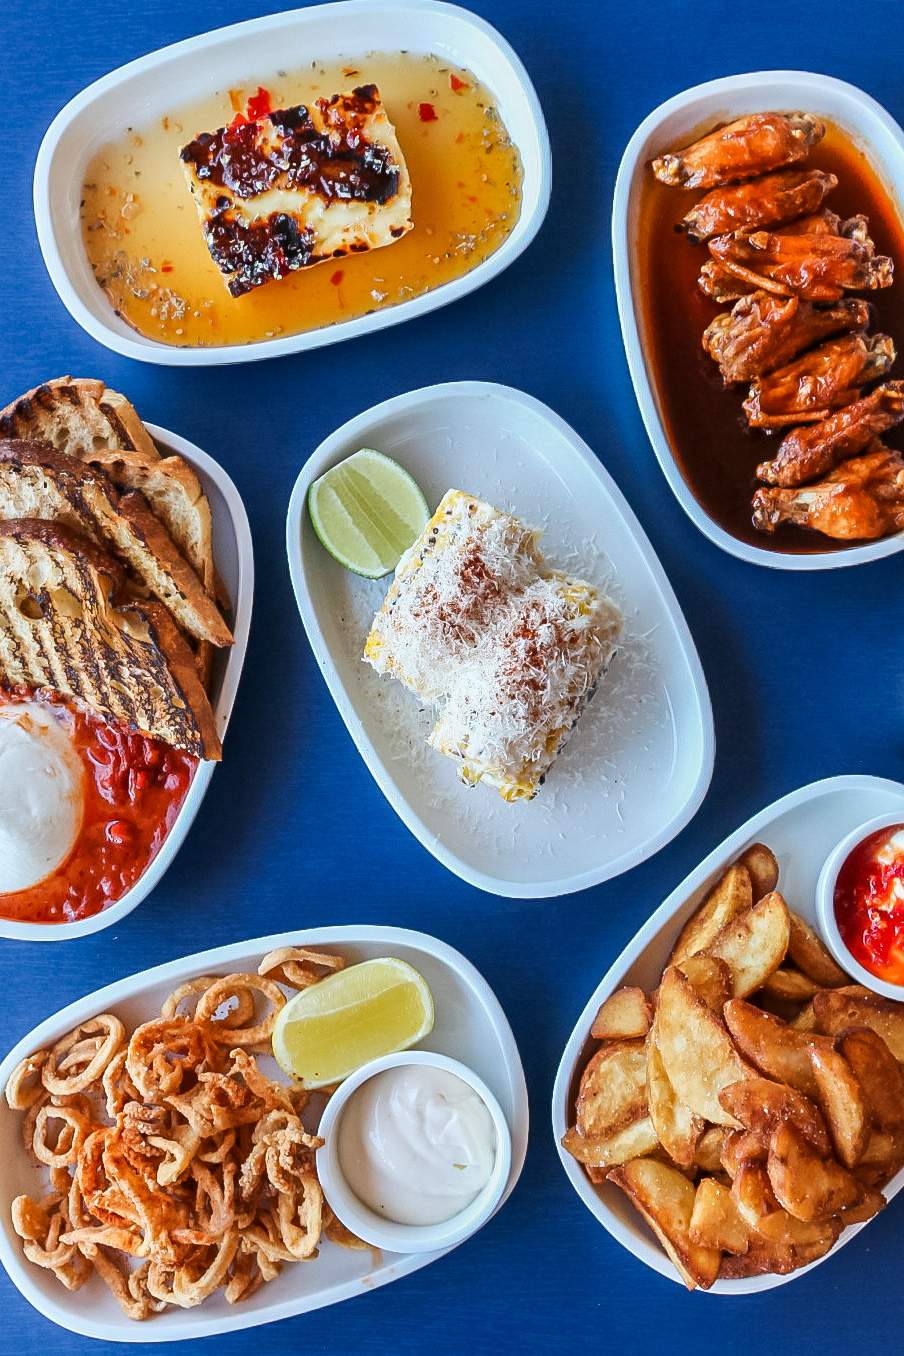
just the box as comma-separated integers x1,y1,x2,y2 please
316,1049,512,1253
816,811,904,1000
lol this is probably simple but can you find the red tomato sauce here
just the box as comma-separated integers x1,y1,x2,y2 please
835,824,904,984
0,687,197,925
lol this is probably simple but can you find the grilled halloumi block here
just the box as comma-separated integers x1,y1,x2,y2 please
180,84,413,297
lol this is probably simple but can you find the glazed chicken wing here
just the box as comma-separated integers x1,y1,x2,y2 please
697,210,845,300
702,292,871,384
753,444,904,539
743,332,896,429
757,381,904,485
652,113,825,189
681,169,838,242
709,228,893,302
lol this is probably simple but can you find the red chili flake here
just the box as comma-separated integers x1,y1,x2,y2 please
160,261,174,273
330,269,344,286
455,131,466,144
246,86,272,120
449,74,469,92
467,195,478,203
418,102,438,123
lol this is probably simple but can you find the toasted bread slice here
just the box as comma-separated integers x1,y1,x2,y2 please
0,378,217,598
0,441,232,648
0,519,220,758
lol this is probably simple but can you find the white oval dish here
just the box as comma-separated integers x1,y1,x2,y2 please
613,70,904,570
316,1049,512,1253
552,773,904,1294
0,925,527,1341
0,421,253,943
816,810,904,1000
286,381,715,899
33,0,551,367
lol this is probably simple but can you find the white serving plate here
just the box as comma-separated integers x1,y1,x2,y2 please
286,381,714,898
33,0,551,367
552,774,904,1294
613,71,904,571
0,925,528,1341
0,422,253,943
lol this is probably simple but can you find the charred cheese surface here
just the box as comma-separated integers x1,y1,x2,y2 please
180,84,413,296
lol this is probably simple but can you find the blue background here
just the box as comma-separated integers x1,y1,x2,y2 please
1,0,902,1349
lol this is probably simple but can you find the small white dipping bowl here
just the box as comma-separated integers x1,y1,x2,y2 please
316,1050,512,1254
816,811,904,1000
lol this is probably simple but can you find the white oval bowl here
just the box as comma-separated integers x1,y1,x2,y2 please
286,381,715,899
0,421,253,942
33,0,551,367
0,925,527,1341
552,773,904,1294
613,70,904,571
316,1049,512,1253
816,810,904,1000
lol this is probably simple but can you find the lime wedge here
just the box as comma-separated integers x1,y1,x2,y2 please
307,449,429,578
271,957,435,1087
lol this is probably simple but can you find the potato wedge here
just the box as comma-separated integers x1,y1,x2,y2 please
814,990,904,1059
669,864,753,966
705,891,791,998
590,987,652,1040
809,1045,871,1168
854,1130,904,1188
576,1040,648,1139
738,843,779,900
562,1117,659,1169
724,998,830,1098
657,967,754,1126
731,1160,779,1229
676,954,731,1013
787,913,849,988
607,1157,721,1290
719,1076,830,1155
695,1127,728,1174
756,1209,842,1253
720,1224,838,1278
791,1002,817,1032
647,1031,703,1169
689,1178,749,1254
767,1123,862,1222
721,1129,768,1178
761,967,820,1004
835,1027,904,1133
838,1187,886,1225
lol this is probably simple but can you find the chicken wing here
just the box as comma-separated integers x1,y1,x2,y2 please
697,211,845,300
743,332,896,429
652,113,825,189
757,381,904,485
752,444,904,539
708,228,893,302
681,169,838,242
702,292,871,384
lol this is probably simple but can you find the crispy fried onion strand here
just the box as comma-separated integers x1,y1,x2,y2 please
5,958,368,1321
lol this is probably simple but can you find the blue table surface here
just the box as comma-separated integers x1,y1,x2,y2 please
1,0,902,1349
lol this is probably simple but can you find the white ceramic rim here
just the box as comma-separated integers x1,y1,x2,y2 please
316,1049,512,1253
551,773,904,1294
0,421,253,942
612,69,904,571
285,380,715,898
815,810,904,1000
32,0,552,367
0,923,528,1341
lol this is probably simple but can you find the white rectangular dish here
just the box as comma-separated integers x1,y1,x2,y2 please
0,925,528,1341
286,381,714,899
552,774,904,1294
0,422,253,942
33,0,551,367
613,70,904,570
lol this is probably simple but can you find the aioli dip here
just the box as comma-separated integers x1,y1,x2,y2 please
337,1064,496,1226
835,824,904,984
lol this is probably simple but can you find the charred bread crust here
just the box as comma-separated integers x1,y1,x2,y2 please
0,377,160,461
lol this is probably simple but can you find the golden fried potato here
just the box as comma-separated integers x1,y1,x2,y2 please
718,1076,830,1156
853,1130,904,1189
731,1160,778,1229
720,1225,838,1278
656,968,753,1126
838,1187,886,1225
647,1032,703,1169
809,1045,871,1169
721,1129,768,1178
676,954,732,1013
791,1002,817,1032
835,1027,904,1133
562,1117,659,1169
695,1126,728,1174
787,913,849,988
669,864,753,966
814,990,904,1059
761,967,820,1004
607,1157,721,1290
576,1040,648,1139
705,892,791,998
724,998,830,1098
738,843,779,900
590,987,652,1040
689,1177,749,1254
767,1123,862,1222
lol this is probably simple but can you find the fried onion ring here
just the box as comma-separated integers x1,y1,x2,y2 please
42,1017,125,1097
195,975,286,1047
258,947,346,990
